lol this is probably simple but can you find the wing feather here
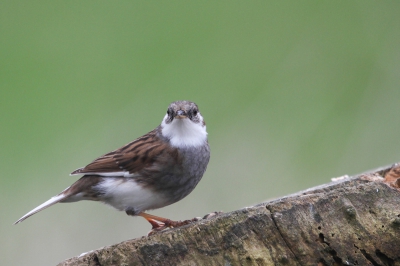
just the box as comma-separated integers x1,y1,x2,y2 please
70,129,171,176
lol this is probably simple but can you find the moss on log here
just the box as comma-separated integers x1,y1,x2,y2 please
58,164,400,266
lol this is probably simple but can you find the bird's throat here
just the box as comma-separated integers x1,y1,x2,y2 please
161,117,207,148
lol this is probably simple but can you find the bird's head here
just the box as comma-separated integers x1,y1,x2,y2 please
161,101,207,148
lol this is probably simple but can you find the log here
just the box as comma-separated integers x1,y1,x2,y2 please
58,164,400,266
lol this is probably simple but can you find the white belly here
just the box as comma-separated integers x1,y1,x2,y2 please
94,178,166,212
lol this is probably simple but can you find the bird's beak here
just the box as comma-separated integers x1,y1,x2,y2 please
175,110,187,119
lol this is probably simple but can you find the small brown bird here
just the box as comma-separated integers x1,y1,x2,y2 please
15,101,210,232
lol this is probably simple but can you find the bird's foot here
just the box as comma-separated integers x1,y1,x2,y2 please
139,211,223,236
147,217,198,236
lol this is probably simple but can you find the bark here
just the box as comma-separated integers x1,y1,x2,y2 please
58,164,400,266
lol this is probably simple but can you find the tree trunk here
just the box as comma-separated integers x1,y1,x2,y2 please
58,164,400,266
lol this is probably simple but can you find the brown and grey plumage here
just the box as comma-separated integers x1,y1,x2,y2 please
14,101,210,232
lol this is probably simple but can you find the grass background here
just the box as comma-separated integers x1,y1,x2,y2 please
1,1,400,265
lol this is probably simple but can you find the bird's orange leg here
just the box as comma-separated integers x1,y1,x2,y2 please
138,212,193,232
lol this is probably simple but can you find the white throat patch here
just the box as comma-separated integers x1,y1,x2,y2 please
161,114,207,148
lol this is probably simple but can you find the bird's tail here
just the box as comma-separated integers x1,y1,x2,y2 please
14,176,103,224
14,192,68,224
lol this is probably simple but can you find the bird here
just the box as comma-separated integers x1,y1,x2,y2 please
14,100,210,233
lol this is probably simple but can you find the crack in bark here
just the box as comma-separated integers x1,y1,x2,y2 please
316,233,347,265
375,249,395,266
344,196,385,266
91,253,101,266
360,249,380,266
265,205,302,266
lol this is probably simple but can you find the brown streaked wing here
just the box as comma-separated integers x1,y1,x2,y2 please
113,142,166,173
70,129,165,175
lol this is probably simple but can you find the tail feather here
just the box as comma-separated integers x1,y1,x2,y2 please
14,193,67,224
14,176,102,224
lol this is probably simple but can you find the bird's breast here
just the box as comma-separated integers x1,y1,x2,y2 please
156,143,210,204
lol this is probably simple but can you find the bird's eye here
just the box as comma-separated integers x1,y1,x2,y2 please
193,110,198,116
167,109,170,115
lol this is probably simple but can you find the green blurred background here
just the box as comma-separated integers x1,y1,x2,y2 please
1,1,400,265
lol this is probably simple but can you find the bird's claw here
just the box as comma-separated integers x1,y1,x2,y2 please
146,212,223,236
147,219,194,235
